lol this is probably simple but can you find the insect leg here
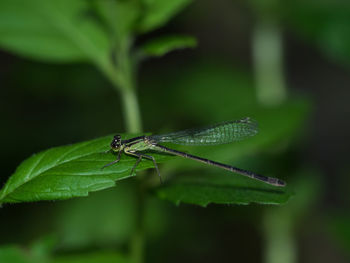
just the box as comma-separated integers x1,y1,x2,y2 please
125,150,163,183
102,150,122,169
131,156,142,176
142,154,162,184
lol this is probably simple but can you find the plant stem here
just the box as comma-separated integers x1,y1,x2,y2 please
117,51,145,263
252,17,295,263
252,21,287,106
100,38,142,133
98,37,145,263
131,183,146,263
117,47,145,263
120,87,142,133
102,63,142,133
263,209,296,263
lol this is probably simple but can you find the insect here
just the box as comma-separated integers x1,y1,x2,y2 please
103,118,286,187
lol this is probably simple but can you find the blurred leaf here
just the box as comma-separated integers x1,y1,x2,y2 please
0,135,170,204
0,0,109,63
156,172,293,207
54,185,137,249
283,1,350,67
54,184,169,249
138,0,192,32
0,245,129,263
140,35,197,57
52,251,130,263
0,245,46,263
93,0,140,41
29,236,57,259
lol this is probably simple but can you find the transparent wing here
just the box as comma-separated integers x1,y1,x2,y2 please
149,118,258,146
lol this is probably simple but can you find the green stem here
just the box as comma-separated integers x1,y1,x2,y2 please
101,63,142,133
252,21,287,106
130,183,146,263
120,87,142,133
98,37,145,263
252,17,295,263
263,209,296,263
100,38,143,133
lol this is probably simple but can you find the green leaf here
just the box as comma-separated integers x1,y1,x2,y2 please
0,0,109,64
52,251,130,263
0,245,46,263
0,135,170,204
93,0,140,41
138,0,192,32
156,173,293,207
0,245,129,263
140,35,197,57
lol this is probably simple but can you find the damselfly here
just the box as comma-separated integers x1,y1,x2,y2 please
103,118,286,187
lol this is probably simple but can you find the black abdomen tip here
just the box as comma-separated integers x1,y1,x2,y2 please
268,177,286,187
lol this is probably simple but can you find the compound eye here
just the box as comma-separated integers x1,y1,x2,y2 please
111,140,118,149
111,134,122,149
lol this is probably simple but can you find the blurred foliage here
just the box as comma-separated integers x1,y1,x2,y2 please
328,215,350,258
53,252,130,263
54,185,138,249
282,0,350,67
0,0,109,63
263,170,323,263
53,183,170,249
0,245,45,263
0,244,130,263
0,0,194,63
249,0,350,68
140,35,197,57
